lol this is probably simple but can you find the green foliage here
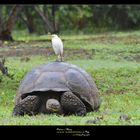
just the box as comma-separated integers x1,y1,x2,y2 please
1,5,140,36
92,5,140,30
57,5,93,31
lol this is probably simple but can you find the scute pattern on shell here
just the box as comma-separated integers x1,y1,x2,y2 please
15,62,100,111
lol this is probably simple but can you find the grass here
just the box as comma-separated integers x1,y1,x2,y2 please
0,92,139,125
0,30,140,125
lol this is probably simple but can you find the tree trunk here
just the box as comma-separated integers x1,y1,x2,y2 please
26,14,35,33
34,5,56,33
0,5,23,41
51,5,59,33
20,6,36,33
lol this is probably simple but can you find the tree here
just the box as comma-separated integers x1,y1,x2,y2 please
34,5,58,33
92,5,140,30
20,6,36,33
0,5,23,41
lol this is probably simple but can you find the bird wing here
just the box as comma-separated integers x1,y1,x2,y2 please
52,37,63,55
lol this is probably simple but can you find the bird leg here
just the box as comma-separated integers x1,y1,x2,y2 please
56,54,64,62
60,52,64,62
55,55,61,62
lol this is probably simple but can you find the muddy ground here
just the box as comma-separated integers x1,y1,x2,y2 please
0,40,140,62
0,41,94,60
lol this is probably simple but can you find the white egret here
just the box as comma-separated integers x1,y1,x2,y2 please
51,34,64,62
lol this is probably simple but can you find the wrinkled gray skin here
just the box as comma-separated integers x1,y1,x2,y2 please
46,99,61,113
12,62,101,116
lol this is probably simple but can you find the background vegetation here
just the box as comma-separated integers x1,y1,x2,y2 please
1,5,140,40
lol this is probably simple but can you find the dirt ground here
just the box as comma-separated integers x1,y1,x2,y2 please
0,41,94,60
0,40,140,62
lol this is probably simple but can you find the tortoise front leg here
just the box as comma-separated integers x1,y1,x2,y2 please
61,92,87,116
12,95,41,116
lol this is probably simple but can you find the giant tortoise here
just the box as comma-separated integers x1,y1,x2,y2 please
12,62,101,116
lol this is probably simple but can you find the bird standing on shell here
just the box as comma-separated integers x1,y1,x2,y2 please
51,34,64,62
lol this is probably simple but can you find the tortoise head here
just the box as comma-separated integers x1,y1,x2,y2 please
46,99,62,114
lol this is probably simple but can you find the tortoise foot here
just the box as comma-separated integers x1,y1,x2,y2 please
12,95,40,116
61,91,86,116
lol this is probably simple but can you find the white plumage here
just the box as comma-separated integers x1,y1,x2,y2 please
51,34,64,61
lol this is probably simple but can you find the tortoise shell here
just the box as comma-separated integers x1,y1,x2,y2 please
15,62,100,111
